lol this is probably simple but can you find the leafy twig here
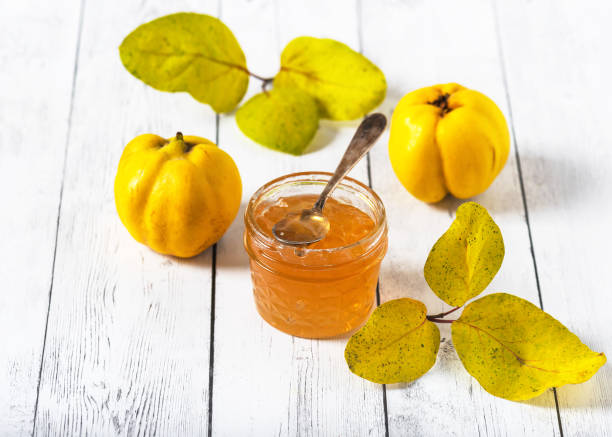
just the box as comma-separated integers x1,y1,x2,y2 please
427,306,461,320
426,317,456,324
246,70,274,93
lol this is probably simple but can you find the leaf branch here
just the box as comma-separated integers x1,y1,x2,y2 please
426,317,456,324
427,306,461,319
246,70,274,93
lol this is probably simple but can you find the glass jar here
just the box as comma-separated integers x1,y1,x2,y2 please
244,172,388,338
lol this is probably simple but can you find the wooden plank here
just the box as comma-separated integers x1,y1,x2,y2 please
495,0,612,435
33,1,218,435
361,0,563,435
211,0,385,435
0,0,82,434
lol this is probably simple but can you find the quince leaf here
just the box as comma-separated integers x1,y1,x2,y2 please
235,88,319,155
424,202,504,306
274,36,386,120
345,298,440,384
452,293,606,401
119,13,248,113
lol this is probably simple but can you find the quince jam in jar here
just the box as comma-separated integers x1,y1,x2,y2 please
244,172,388,338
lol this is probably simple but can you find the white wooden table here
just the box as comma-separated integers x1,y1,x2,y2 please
2,0,611,435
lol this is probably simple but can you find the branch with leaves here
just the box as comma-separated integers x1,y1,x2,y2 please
345,202,606,401
119,13,387,154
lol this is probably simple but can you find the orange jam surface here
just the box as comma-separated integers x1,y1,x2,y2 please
247,194,386,338
255,194,375,249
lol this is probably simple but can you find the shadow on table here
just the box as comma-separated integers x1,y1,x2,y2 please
176,202,250,270
379,87,405,116
378,265,430,303
302,88,404,155
426,148,591,217
508,148,592,208
215,201,251,269
526,375,612,410
303,119,346,154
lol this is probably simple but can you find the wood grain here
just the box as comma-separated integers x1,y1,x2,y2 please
495,0,612,435
0,0,82,435
361,0,562,435
2,0,610,435
32,0,218,435
211,0,385,435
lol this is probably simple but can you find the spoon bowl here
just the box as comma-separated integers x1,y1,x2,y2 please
272,209,330,246
272,113,387,246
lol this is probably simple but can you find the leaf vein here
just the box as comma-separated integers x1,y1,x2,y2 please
133,49,248,75
280,66,370,91
379,318,427,352
459,321,571,374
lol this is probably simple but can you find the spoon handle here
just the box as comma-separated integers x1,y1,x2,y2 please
313,113,387,212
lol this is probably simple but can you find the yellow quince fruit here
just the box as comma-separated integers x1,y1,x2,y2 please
114,132,242,257
388,83,510,203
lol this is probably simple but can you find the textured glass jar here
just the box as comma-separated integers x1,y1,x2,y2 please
244,172,388,338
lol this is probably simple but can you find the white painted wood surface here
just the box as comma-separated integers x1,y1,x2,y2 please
363,1,561,435
0,0,81,435
213,2,384,436
1,0,610,436
496,2,612,435
31,0,218,435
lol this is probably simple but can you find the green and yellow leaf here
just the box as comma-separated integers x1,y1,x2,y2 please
236,88,319,155
345,298,440,384
119,13,248,113
424,202,504,306
274,36,386,120
452,293,606,401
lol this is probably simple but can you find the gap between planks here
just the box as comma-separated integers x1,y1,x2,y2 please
357,0,390,433
207,112,221,437
209,0,390,434
31,0,87,434
490,0,564,435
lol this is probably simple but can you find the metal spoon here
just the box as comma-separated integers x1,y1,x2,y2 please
272,113,387,246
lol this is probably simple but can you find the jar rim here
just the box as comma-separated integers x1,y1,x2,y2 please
245,171,387,254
